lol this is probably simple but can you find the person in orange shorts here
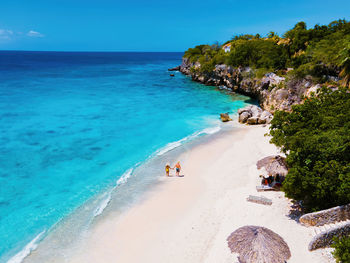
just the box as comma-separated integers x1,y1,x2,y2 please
174,161,181,177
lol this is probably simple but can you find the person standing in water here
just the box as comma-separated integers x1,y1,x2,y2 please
174,161,181,177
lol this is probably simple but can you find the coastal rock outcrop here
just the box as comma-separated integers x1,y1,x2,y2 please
177,58,322,113
168,66,180,71
238,105,272,125
220,113,232,122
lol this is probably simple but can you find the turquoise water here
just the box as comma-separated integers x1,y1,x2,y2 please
0,51,251,262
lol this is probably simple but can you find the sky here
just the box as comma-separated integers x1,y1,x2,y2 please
0,0,349,52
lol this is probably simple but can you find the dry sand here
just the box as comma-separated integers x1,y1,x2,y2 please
70,125,332,263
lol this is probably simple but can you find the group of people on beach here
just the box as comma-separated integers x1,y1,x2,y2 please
165,162,181,177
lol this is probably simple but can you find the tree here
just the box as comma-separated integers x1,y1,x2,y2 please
332,236,350,263
269,88,350,212
340,57,350,88
267,31,276,38
339,46,350,87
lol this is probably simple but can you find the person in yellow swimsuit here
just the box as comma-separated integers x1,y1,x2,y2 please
165,163,172,177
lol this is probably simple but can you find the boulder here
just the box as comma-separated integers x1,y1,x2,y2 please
238,105,252,115
258,118,267,124
238,105,273,125
250,105,262,118
247,117,259,125
260,110,273,124
305,84,321,98
239,111,251,123
275,89,289,101
198,76,205,83
263,73,285,85
215,64,228,71
261,79,270,90
220,113,232,122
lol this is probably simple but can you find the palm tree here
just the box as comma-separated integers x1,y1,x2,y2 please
339,57,350,88
339,47,350,88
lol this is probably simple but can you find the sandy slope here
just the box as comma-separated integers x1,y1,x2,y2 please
69,125,331,263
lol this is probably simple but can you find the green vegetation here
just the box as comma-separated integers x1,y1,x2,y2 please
183,19,350,84
269,88,350,212
185,19,350,215
332,236,350,263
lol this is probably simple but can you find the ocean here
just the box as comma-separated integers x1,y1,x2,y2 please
0,51,252,262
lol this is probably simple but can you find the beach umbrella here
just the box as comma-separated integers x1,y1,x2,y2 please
227,225,291,263
256,156,288,176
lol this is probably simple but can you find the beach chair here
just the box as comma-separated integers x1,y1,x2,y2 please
246,195,272,205
256,185,275,192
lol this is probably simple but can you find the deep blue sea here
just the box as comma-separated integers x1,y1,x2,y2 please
0,51,251,262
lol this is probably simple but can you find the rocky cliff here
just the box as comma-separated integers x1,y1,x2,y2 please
177,58,322,113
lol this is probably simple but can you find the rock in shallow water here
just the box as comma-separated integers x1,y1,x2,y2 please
220,113,232,122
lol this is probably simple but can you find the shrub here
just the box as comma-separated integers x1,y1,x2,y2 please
332,235,350,263
225,39,288,69
269,88,350,212
183,19,350,82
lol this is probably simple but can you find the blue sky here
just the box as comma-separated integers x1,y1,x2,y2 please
0,0,349,51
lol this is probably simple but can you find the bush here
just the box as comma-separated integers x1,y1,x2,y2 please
269,88,350,212
225,39,288,69
254,68,271,78
183,19,350,82
332,235,350,263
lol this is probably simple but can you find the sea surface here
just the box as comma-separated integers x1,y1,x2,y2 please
0,51,252,262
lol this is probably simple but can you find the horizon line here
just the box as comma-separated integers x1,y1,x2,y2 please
0,49,185,53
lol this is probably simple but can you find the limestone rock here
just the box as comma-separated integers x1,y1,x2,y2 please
239,111,251,123
251,105,262,118
238,105,271,125
168,66,180,71
263,73,285,86
260,110,273,124
176,59,319,113
247,117,258,125
220,113,232,122
258,118,266,124
304,84,321,98
238,105,252,115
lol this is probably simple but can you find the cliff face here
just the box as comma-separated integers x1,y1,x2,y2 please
179,58,320,113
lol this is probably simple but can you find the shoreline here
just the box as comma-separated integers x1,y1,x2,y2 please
21,121,239,263
56,124,329,262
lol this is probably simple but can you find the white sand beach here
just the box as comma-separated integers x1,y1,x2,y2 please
69,125,332,263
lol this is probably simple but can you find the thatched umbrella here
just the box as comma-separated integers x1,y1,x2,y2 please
256,156,288,176
227,225,291,263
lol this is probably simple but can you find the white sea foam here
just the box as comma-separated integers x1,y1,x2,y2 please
93,193,112,217
7,230,45,263
155,125,221,156
92,125,221,219
200,125,221,135
93,168,134,218
156,137,188,156
116,168,133,186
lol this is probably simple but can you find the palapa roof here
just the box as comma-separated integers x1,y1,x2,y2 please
256,155,288,176
227,225,291,263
